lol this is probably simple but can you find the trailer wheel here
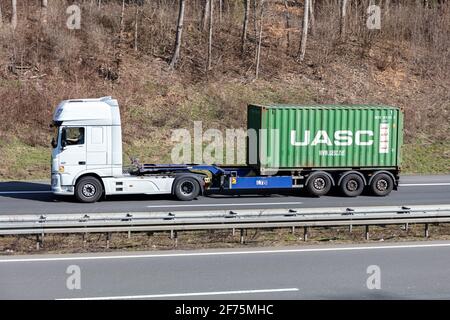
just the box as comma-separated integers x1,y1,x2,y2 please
174,177,200,201
75,176,103,203
370,173,394,196
339,173,364,197
306,172,332,196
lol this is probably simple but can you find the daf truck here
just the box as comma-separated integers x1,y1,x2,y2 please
51,97,403,203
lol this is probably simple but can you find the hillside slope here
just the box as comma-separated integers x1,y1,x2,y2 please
0,0,448,179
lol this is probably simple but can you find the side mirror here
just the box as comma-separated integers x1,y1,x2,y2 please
61,139,67,150
51,138,57,148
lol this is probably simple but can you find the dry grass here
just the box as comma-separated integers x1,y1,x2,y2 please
0,1,448,178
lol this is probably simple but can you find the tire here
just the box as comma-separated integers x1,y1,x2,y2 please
306,172,332,196
75,176,103,203
339,173,365,197
174,176,200,201
370,173,394,196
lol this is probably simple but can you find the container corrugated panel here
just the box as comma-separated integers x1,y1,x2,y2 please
247,104,403,171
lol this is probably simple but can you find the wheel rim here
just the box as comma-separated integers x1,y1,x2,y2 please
313,177,326,191
376,179,388,192
347,179,359,192
82,183,96,198
180,181,194,195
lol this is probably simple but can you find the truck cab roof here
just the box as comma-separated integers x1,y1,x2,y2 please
53,96,121,126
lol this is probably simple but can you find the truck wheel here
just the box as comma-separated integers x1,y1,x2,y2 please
370,173,394,196
306,172,332,196
174,177,200,201
340,173,364,197
75,176,103,203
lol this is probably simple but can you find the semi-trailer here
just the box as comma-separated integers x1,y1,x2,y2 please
51,97,403,203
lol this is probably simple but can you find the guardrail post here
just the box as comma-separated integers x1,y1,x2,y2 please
365,225,369,241
174,231,178,248
36,234,41,250
128,230,131,239
349,224,353,233
82,233,87,248
291,226,295,234
240,229,245,244
232,228,235,236
405,223,409,232
170,230,174,240
303,227,308,241
106,232,111,249
425,224,429,238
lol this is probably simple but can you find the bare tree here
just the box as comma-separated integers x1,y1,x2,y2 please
11,0,17,30
298,0,309,61
134,3,139,52
170,0,186,69
241,0,250,54
255,0,265,79
0,2,3,26
41,0,48,24
219,0,223,23
120,0,125,40
253,0,258,39
283,0,291,53
384,0,391,15
207,0,214,70
309,0,315,36
340,0,349,40
202,0,210,31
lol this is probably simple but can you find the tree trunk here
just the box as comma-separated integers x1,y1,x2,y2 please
120,0,125,40
219,0,223,23
202,0,210,31
309,0,315,36
241,0,250,55
41,0,48,24
255,0,265,80
170,0,186,69
283,0,291,53
298,0,309,61
0,2,3,26
253,0,258,39
134,4,139,52
207,0,214,70
340,0,348,40
11,0,17,30
384,0,391,15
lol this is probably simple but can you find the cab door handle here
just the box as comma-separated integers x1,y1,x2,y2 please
79,161,86,165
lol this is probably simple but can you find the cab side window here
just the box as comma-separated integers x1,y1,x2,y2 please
63,127,85,146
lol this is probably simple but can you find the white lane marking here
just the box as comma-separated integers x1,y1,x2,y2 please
146,202,303,208
0,191,52,195
399,183,450,187
58,288,299,300
2,242,450,263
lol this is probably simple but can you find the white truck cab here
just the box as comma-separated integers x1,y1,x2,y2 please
51,97,203,202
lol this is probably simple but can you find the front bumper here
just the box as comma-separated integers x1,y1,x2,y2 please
51,174,75,196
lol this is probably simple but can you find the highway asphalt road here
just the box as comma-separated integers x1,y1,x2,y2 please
0,175,449,215
1,241,450,299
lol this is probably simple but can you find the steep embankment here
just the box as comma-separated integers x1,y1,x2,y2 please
0,1,448,179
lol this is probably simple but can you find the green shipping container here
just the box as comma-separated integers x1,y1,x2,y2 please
247,104,403,172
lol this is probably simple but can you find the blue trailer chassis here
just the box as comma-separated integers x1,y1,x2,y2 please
136,163,294,191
